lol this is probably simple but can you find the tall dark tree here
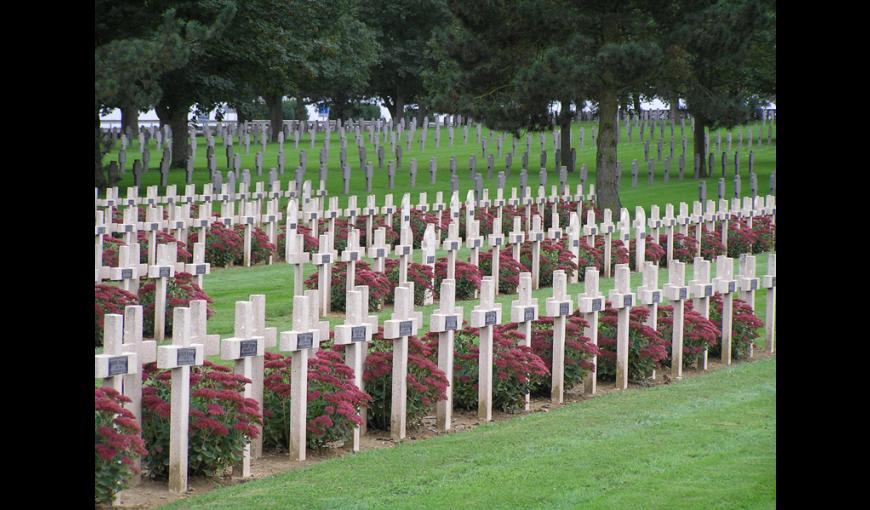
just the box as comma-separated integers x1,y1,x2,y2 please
441,0,661,212
360,0,452,123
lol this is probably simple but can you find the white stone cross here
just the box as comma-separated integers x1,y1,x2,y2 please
547,208,563,241
382,193,396,230
421,224,438,305
608,264,635,390
96,313,139,394
600,209,616,278
688,257,714,370
382,285,419,441
529,214,545,289
577,267,604,395
634,207,647,272
334,286,374,451
185,242,210,290
662,204,676,265
115,205,139,246
342,227,363,287
313,234,335,314
220,300,265,477
443,220,462,280
395,223,414,286
363,195,379,250
677,202,690,237
148,242,177,340
663,261,689,379
250,294,276,458
543,270,573,403
648,205,661,241
760,253,776,354
261,199,282,265
637,262,662,330
110,244,139,293
704,200,717,231
488,217,505,295
466,217,482,270
469,276,502,422
218,198,236,229
509,215,526,264
368,227,389,273
429,279,464,431
95,210,108,283
285,226,309,298
737,254,760,357
718,198,730,251
691,201,704,258
279,294,323,461
566,213,581,284
510,272,538,409
156,307,205,493
712,255,737,365
417,192,430,213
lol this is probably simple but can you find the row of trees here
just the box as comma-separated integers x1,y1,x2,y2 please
95,0,776,212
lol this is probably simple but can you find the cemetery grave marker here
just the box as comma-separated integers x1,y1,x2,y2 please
712,256,737,365
382,286,419,441
761,253,776,354
510,272,539,409
148,243,177,341
430,279,464,431
577,267,604,395
469,277,502,422
543,270,573,403
663,261,690,379
334,287,374,451
688,257,714,370
608,264,635,390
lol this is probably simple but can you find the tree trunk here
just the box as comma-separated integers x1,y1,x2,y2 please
266,94,283,142
234,103,248,125
416,106,425,128
393,92,405,124
95,109,106,189
121,105,139,137
156,101,190,169
670,96,680,121
560,97,572,171
693,113,707,177
293,97,307,121
633,94,642,115
596,88,621,213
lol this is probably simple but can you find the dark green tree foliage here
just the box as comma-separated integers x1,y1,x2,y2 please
95,1,203,187
360,0,452,123
652,0,774,177
443,0,662,213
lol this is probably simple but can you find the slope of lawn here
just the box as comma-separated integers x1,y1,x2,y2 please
158,356,776,510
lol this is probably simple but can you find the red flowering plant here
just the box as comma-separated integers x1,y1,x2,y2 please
520,239,578,287
365,215,400,246
434,258,483,299
574,239,601,277
594,236,630,274
261,350,371,451
498,205,525,237
138,272,213,337
95,284,138,347
700,226,727,260
628,239,666,271
232,224,275,265
524,314,599,396
137,207,169,222
596,305,669,382
656,232,699,266
655,303,721,369
140,360,262,479
727,220,757,258
136,231,192,264
749,216,776,253
277,224,320,257
383,259,435,306
102,236,125,267
95,387,148,506
708,295,764,360
363,331,449,430
188,222,242,267
304,260,392,312
478,251,530,294
424,325,549,413
391,208,441,248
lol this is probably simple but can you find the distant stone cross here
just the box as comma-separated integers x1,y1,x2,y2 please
443,220,462,280
342,227,363,287
383,286,419,441
663,261,690,379
368,227,389,273
528,215,545,289
488,217,505,295
600,209,616,278
279,294,323,461
544,270,573,403
156,307,205,493
313,234,335,314
430,279,464,431
421,224,438,305
608,264,635,390
470,276,502,422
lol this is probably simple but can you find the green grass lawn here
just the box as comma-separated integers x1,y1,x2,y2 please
102,120,776,214
157,357,776,510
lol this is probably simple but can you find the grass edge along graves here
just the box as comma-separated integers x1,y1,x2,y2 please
153,356,776,510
